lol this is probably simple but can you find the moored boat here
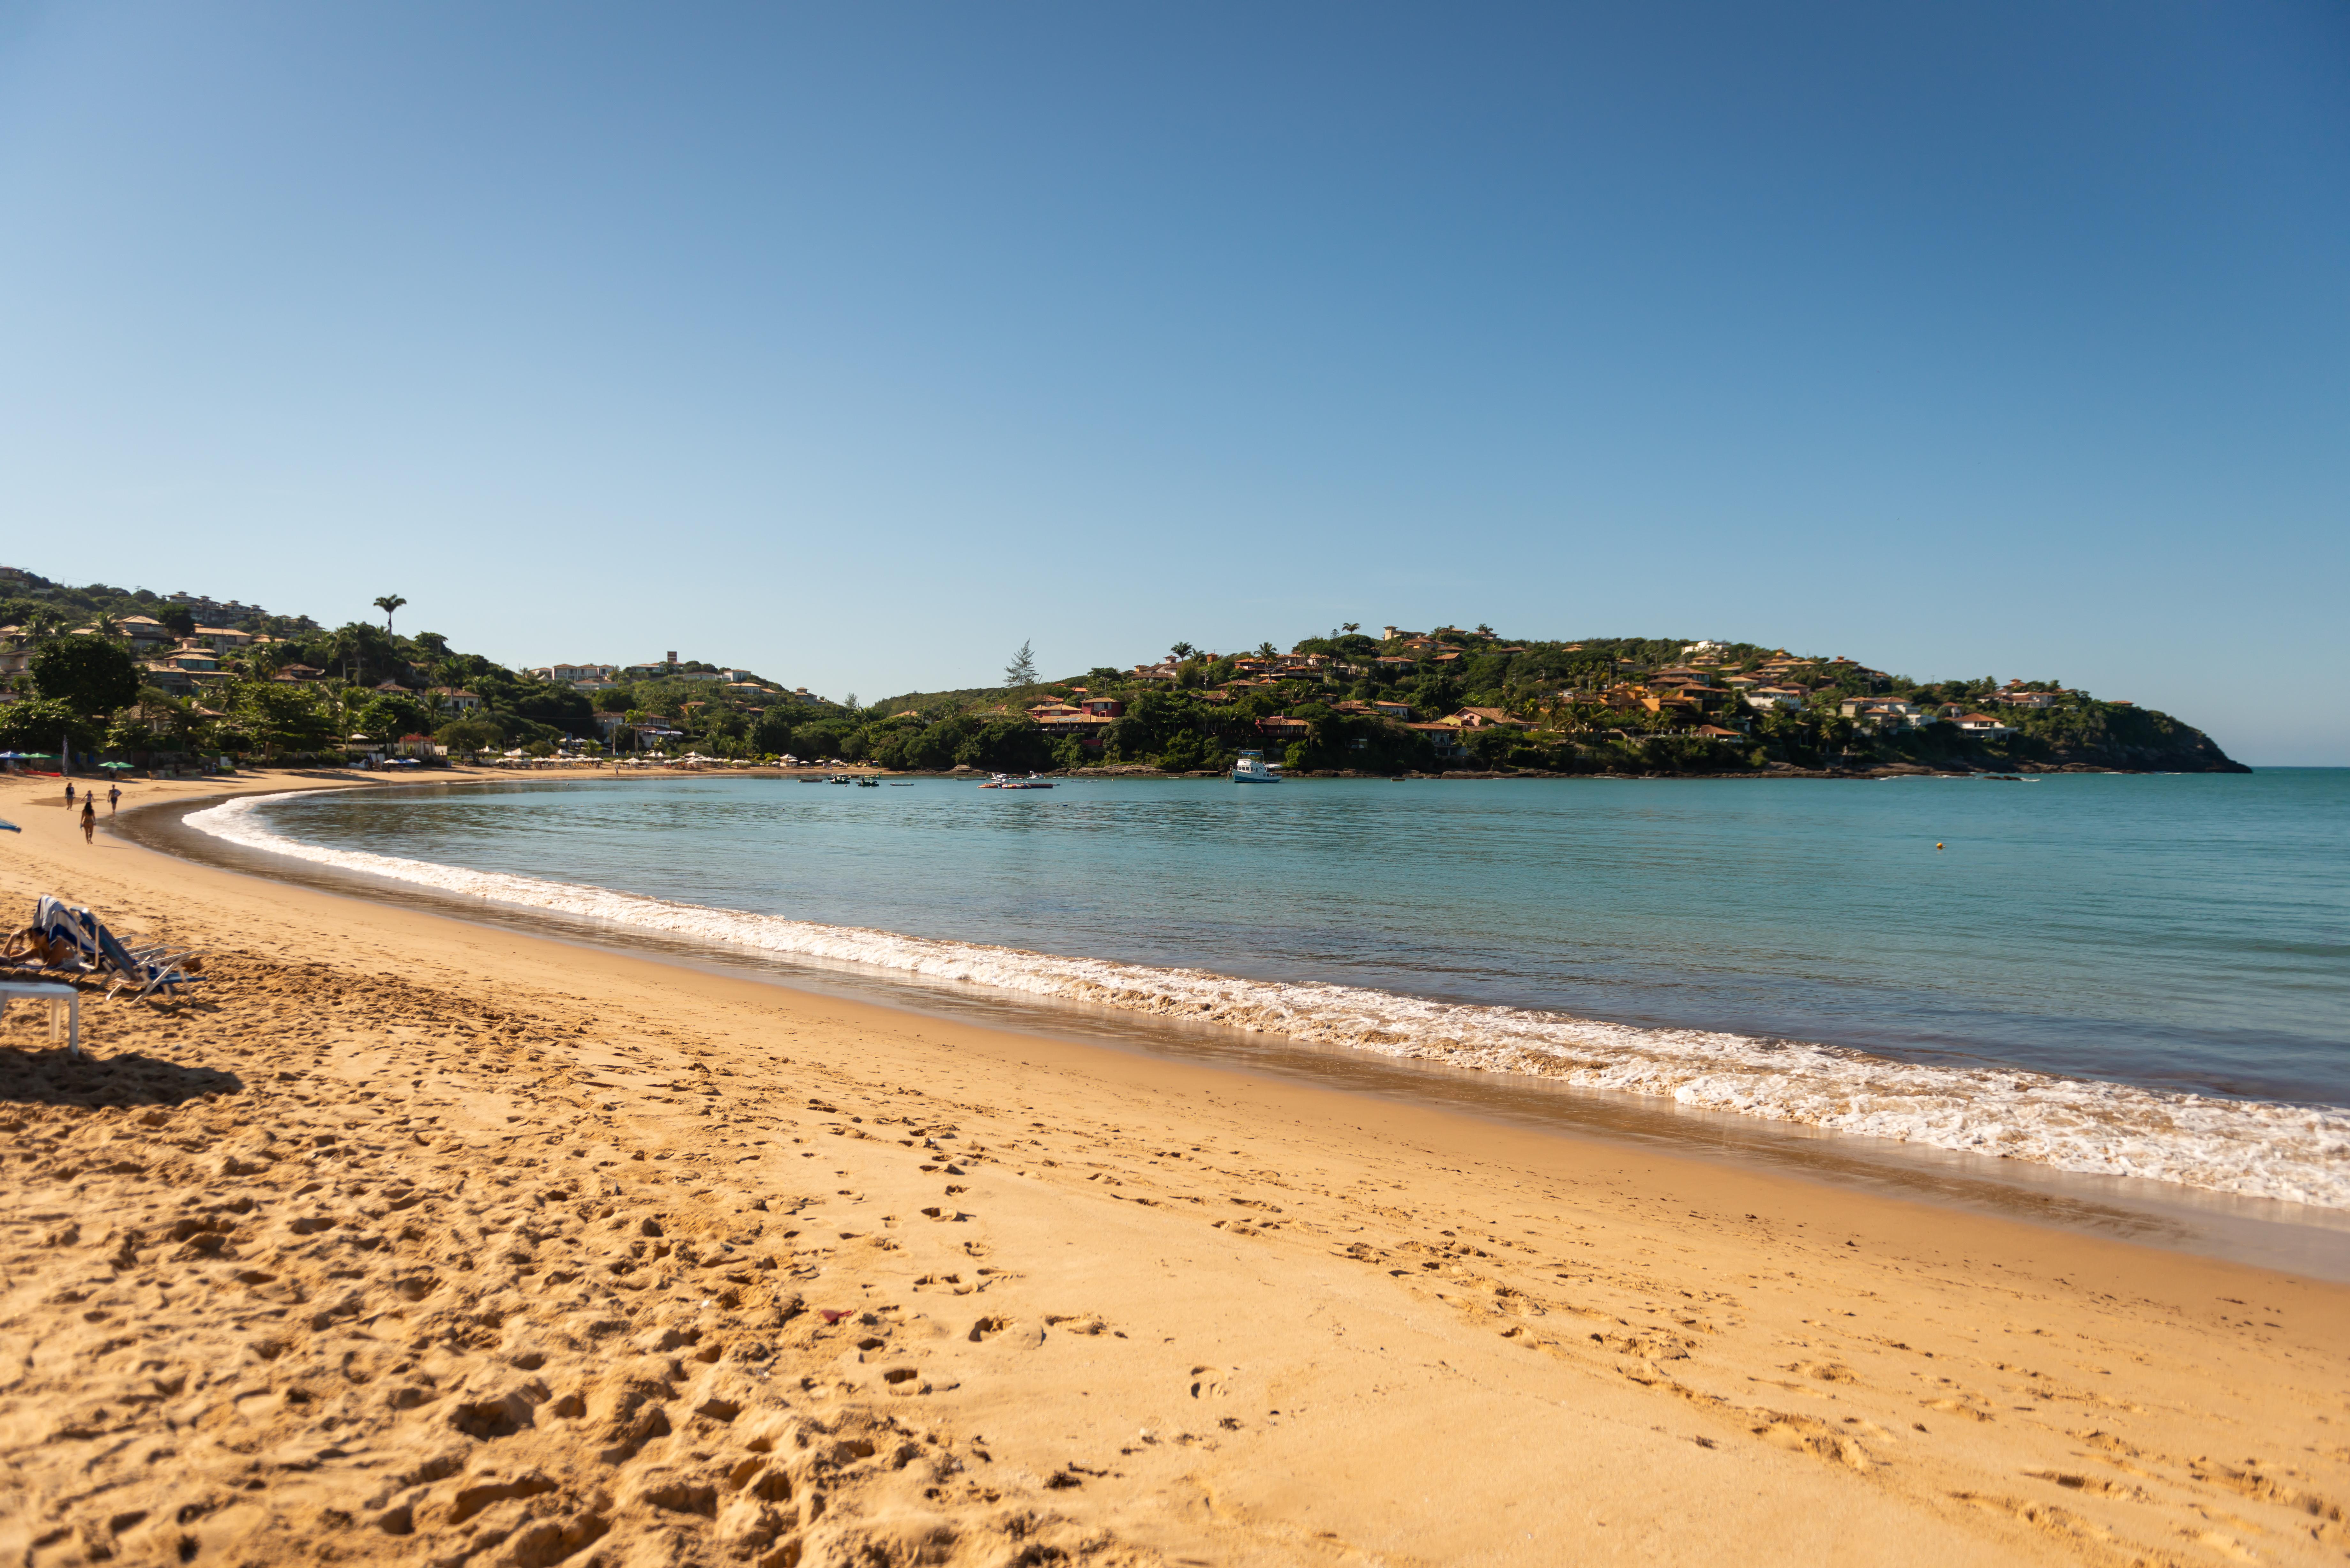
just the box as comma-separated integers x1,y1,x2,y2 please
1232,749,1282,784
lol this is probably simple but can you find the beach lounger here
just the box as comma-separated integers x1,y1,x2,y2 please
7,895,205,1001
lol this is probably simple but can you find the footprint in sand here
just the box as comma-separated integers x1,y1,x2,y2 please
1188,1367,1228,1400
967,1315,1045,1350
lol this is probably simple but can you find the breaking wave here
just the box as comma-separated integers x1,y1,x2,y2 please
188,791,2350,1209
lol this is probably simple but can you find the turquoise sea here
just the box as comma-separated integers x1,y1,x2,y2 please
188,769,2350,1208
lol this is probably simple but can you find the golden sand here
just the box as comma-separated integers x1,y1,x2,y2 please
2,770,2346,1567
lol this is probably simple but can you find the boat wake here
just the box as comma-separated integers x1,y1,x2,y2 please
188,791,2350,1210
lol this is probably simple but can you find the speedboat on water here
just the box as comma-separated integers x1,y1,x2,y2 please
1232,750,1282,784
982,772,1055,790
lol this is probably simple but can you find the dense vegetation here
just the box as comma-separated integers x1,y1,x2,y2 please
0,566,901,765
0,566,2242,774
866,627,2245,777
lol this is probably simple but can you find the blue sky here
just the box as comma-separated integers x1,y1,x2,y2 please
1,3,2343,762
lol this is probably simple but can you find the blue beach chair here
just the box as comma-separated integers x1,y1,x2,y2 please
9,894,204,1001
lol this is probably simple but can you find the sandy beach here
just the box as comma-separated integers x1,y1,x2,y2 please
3,771,2346,1568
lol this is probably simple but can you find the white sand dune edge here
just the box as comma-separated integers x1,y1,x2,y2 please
191,791,2350,1209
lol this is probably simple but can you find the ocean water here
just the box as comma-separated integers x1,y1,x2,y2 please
186,771,2350,1208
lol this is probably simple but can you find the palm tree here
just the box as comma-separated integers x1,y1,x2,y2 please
1341,622,1360,635
1168,641,1197,661
373,594,408,635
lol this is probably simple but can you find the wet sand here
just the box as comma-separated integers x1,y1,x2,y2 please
4,768,2347,1567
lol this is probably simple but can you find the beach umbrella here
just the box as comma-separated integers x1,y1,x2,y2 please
99,761,134,770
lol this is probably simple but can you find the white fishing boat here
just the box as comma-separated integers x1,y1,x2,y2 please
1232,749,1282,784
982,772,1055,790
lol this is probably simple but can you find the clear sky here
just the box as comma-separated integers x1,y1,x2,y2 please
2,3,2343,762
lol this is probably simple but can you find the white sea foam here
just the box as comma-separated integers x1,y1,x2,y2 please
188,791,2350,1209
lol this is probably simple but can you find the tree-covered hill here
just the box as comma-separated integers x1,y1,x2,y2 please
865,626,2246,777
0,569,2248,776
0,568,830,764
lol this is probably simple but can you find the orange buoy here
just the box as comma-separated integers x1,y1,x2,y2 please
1935,842,1944,850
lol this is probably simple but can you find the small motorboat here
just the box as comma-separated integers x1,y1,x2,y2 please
1232,750,1282,784
981,772,1055,790
855,776,880,788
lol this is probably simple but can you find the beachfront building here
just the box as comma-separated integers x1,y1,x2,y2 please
1406,720,1470,759
189,626,256,654
1444,707,1524,731
1951,711,2012,736
1028,703,1119,750
530,662,618,685
1838,696,1927,727
110,615,174,652
1255,714,1314,746
167,591,270,625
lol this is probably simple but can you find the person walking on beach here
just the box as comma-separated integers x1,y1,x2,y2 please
107,783,121,812
80,798,96,844
64,781,74,805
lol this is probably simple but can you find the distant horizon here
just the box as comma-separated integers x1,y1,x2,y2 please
3,3,2342,763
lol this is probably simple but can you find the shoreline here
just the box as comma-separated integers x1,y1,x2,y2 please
116,785,2350,1276
5,767,2348,1565
153,774,2350,1230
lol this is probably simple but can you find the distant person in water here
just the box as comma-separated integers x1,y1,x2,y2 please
80,798,96,843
